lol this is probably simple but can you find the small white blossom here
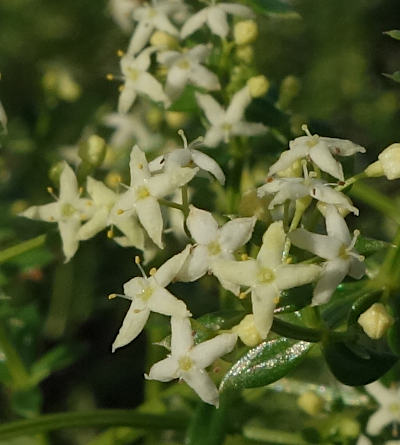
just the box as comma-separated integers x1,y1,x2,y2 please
196,87,267,147
157,44,220,100
257,174,359,215
213,221,321,338
112,246,192,352
20,163,92,262
289,205,365,305
103,111,162,151
268,125,366,181
118,49,169,114
181,2,254,39
120,145,198,248
178,206,256,295
149,131,225,184
146,316,237,406
109,0,140,32
365,381,400,436
127,0,180,55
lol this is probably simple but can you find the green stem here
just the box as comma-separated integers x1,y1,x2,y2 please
0,410,187,440
382,225,400,275
349,182,400,224
243,426,313,444
158,199,184,212
0,235,46,264
335,172,366,192
181,184,191,239
0,322,29,389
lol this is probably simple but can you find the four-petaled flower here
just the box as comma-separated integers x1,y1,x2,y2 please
196,87,267,147
213,221,321,338
268,125,366,181
112,246,192,352
146,316,237,406
181,2,254,39
157,44,220,100
288,205,365,305
365,381,400,436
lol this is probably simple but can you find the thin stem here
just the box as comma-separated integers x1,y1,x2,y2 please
271,318,322,343
0,410,187,440
181,185,191,239
0,235,46,264
243,425,312,444
335,172,366,192
158,199,184,212
0,322,30,389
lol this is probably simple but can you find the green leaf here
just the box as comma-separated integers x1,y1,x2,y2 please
388,320,400,356
11,387,42,418
322,340,398,385
193,310,245,343
383,71,400,83
347,292,381,326
275,286,312,314
220,338,312,392
384,29,400,40
354,236,390,255
244,0,298,16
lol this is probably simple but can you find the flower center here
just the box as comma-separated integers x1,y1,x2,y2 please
127,68,139,81
148,7,157,18
178,356,193,372
389,402,400,415
62,203,76,217
339,244,350,259
139,286,153,302
222,123,232,131
257,267,275,284
208,241,221,256
136,186,150,200
177,59,190,70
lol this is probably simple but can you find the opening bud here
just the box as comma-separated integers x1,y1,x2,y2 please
365,143,400,180
150,31,178,50
232,314,262,347
358,303,394,340
165,111,188,129
234,20,258,46
297,391,324,416
235,45,254,63
79,135,107,167
247,75,270,98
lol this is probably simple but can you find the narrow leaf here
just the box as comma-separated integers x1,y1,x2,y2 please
245,0,299,16
383,71,400,83
384,29,400,40
220,338,311,392
354,236,390,255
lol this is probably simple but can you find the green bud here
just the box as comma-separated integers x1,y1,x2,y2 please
48,161,65,186
78,135,107,167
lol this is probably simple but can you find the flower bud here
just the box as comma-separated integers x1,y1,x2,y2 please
235,45,254,63
150,31,178,50
239,189,271,224
297,391,324,416
358,303,394,340
365,143,400,180
234,20,258,46
337,418,360,439
276,159,302,178
146,107,163,129
317,200,351,218
165,111,188,129
79,135,107,167
232,314,262,347
247,75,270,98
48,161,65,186
278,75,300,109
105,171,122,189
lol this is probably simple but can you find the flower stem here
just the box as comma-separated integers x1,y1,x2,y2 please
335,172,366,192
243,425,312,444
0,234,46,264
158,199,184,212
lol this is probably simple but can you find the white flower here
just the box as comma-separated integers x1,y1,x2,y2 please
196,87,267,147
118,49,169,114
121,145,198,248
365,381,400,436
111,247,192,352
268,125,366,181
149,131,225,184
103,111,162,151
20,163,92,262
178,206,256,295
288,205,365,306
78,177,146,251
157,44,220,100
213,221,321,338
109,0,140,32
127,1,180,55
0,100,7,133
181,2,254,39
146,316,237,406
257,175,359,215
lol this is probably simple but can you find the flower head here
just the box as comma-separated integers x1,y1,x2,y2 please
146,316,237,406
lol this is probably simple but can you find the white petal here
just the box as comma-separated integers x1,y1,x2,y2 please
257,221,286,269
165,65,189,100
311,183,358,215
130,145,151,185
146,356,179,382
232,121,268,137
275,264,321,290
171,316,193,356
78,208,108,240
112,303,150,352
123,276,147,298
135,196,164,248
190,333,237,369
59,219,80,262
177,245,209,282
312,259,349,305
288,229,342,260
203,126,224,148
366,408,390,436
148,166,197,198
195,92,224,125
187,206,218,244
321,137,366,156
183,368,219,406
325,204,351,245
188,63,220,91
365,381,393,404
154,245,191,287
191,149,225,184
147,287,190,318
212,259,258,288
207,6,229,38
118,84,138,114
187,44,211,62
219,3,254,18
218,217,256,252
157,50,181,66
267,181,309,208
349,257,365,280
127,20,154,55
226,87,251,124
153,13,179,36
180,8,208,39
134,48,153,71
59,163,79,202
135,72,169,105
115,215,145,250
309,142,344,181
21,202,61,222
251,285,277,339
268,145,309,176
87,177,116,207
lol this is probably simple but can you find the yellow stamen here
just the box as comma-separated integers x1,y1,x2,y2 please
107,229,114,239
117,49,124,57
106,73,114,81
239,292,247,300
47,186,54,194
135,256,141,264
241,253,248,261
119,85,125,92
149,267,157,276
274,296,280,305
117,209,124,215
108,293,117,300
